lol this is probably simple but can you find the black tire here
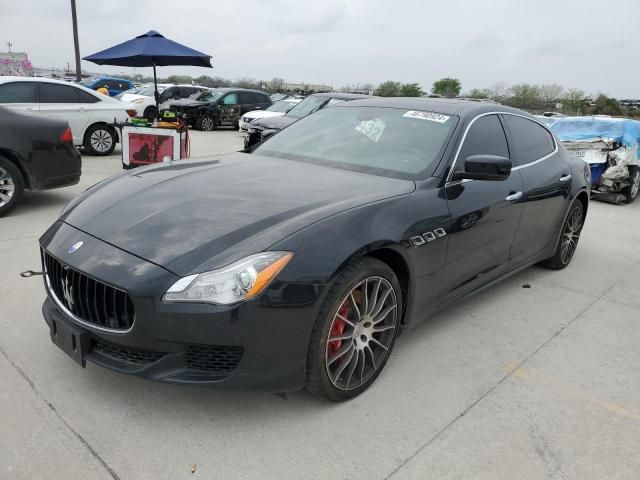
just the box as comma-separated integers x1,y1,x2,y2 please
143,106,157,122
540,199,585,270
83,124,116,156
0,156,25,217
623,166,639,204
196,114,217,131
305,257,402,401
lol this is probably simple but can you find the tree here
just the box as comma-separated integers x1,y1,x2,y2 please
432,77,461,98
539,83,564,105
269,77,285,92
562,88,587,115
375,81,401,97
488,80,509,101
399,83,423,97
166,75,193,85
589,95,623,116
507,83,542,110
234,77,261,89
468,88,491,99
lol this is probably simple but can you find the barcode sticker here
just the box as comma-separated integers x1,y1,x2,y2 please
403,111,450,123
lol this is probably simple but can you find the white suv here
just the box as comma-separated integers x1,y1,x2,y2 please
0,77,134,155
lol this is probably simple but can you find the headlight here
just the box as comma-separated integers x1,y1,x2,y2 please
132,98,145,104
163,252,293,305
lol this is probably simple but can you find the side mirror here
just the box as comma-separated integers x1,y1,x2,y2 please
451,155,512,181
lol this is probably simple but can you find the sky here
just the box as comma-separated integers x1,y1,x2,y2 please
1,0,639,97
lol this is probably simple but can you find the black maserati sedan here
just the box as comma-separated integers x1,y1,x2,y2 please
0,107,81,217
39,98,589,401
243,92,370,148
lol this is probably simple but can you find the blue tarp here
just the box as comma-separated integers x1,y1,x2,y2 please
551,117,640,160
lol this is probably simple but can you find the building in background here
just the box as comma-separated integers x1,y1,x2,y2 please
0,51,34,76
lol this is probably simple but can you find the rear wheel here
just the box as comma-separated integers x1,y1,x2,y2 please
623,166,639,203
143,106,157,122
306,257,401,401
540,199,585,270
84,124,116,156
0,156,25,217
196,114,217,131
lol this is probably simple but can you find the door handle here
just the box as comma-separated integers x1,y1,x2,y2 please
505,191,523,201
559,174,572,182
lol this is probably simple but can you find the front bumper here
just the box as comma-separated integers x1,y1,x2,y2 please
40,221,326,392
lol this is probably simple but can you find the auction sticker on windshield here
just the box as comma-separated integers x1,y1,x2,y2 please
403,111,450,123
356,118,386,142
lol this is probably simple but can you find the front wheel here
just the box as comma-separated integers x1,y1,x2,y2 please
306,257,401,401
84,124,116,156
540,199,585,270
623,166,639,203
143,106,158,122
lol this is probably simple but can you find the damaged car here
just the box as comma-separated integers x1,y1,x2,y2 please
551,116,640,203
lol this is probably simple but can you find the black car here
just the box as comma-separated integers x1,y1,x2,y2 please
244,92,371,148
171,88,272,131
0,107,81,217
39,98,589,401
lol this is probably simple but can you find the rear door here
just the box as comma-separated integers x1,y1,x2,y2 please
438,114,524,303
39,82,99,144
0,81,39,113
218,92,239,126
501,114,571,263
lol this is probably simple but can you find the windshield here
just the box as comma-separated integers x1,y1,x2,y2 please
195,91,223,102
267,100,299,113
80,76,101,86
285,95,328,118
255,106,457,178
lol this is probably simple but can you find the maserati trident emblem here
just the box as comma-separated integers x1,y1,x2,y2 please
68,241,84,254
61,269,75,310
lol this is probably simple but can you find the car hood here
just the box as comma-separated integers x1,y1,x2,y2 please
61,153,415,276
244,111,284,120
251,115,298,131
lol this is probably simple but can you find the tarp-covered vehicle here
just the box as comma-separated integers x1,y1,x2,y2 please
551,116,640,204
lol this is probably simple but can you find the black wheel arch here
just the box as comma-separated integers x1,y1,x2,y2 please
0,149,31,189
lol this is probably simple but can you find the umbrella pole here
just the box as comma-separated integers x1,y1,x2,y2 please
153,58,159,120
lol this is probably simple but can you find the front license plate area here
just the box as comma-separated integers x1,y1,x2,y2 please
50,318,89,367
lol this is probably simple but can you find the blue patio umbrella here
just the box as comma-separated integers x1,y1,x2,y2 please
83,30,212,113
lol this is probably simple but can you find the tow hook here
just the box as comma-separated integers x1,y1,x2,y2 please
20,270,44,278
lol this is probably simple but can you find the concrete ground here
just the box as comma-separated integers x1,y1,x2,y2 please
1,130,639,479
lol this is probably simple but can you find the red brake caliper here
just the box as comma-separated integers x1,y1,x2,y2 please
328,304,349,358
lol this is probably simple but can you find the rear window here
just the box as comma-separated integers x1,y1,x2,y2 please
255,106,457,179
41,83,83,103
0,82,38,103
502,115,555,166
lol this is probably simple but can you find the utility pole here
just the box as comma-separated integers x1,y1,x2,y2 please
70,0,81,81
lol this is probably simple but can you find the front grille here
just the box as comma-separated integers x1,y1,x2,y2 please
185,344,244,374
42,250,135,331
92,339,164,365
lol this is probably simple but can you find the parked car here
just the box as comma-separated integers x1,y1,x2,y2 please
116,83,173,120
533,115,559,127
551,116,640,203
80,76,135,97
244,92,370,148
171,88,272,131
38,98,589,401
0,77,136,156
239,98,302,131
0,107,81,216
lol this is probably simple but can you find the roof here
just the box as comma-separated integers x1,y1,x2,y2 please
309,92,372,100
338,97,530,117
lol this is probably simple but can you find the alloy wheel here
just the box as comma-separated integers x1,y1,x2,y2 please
630,169,640,200
0,167,15,207
560,204,584,265
201,116,214,131
90,129,113,153
325,276,398,391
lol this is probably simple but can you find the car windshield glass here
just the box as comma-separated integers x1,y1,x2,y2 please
285,96,327,118
137,85,164,96
267,100,298,113
195,91,222,102
80,76,100,86
255,106,457,178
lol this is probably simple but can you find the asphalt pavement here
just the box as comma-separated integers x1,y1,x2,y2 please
1,130,639,479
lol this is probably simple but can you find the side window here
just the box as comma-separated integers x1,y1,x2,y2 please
222,93,238,105
456,115,509,172
256,93,270,104
0,82,38,103
41,83,84,103
238,92,260,104
502,115,555,166
75,88,100,103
